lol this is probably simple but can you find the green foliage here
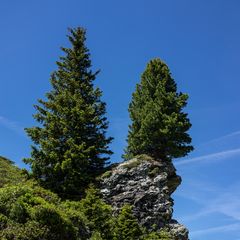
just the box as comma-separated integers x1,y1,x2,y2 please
114,204,142,240
142,229,171,240
24,27,113,198
121,158,142,169
0,181,89,240
148,167,160,177
121,155,153,170
101,170,112,179
0,176,173,240
60,201,90,239
124,58,193,161
0,156,24,188
1,221,51,240
80,185,114,240
90,231,103,240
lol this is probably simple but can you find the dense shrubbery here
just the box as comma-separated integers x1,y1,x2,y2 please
0,156,25,187
0,181,89,240
0,154,172,239
142,230,171,240
0,180,171,240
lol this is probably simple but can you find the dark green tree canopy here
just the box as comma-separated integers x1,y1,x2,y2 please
24,27,113,198
124,58,193,161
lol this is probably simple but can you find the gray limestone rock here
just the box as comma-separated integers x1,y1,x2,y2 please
100,155,189,240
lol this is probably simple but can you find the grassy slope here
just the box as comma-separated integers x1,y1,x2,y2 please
0,156,24,187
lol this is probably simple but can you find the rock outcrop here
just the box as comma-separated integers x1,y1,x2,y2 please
100,155,189,240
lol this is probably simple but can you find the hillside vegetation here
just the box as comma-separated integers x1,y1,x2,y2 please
0,163,170,240
0,156,24,187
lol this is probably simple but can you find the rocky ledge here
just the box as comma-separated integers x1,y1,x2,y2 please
100,155,189,240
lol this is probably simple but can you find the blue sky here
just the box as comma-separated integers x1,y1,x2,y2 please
0,1,240,239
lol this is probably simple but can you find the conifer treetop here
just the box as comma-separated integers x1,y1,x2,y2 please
124,58,193,161
24,27,113,198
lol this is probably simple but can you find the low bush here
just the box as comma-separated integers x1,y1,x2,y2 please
0,156,25,188
0,181,89,240
0,180,172,240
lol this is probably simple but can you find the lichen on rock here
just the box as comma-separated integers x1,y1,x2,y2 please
100,155,189,240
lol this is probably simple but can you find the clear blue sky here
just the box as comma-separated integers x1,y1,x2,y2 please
0,1,240,239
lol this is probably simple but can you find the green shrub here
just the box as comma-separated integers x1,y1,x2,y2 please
142,229,171,240
121,158,142,169
148,167,160,177
122,155,155,170
60,201,90,238
101,170,112,179
0,179,172,240
0,221,50,240
113,204,142,240
90,231,104,240
0,156,24,188
80,185,114,240
0,181,89,240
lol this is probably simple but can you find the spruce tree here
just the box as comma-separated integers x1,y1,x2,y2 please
24,27,112,198
124,58,193,161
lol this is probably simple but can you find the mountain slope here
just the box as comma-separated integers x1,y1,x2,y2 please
0,156,24,187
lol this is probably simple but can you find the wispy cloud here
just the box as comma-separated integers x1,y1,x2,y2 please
178,181,240,222
178,182,240,239
174,181,240,238
0,115,25,136
174,131,240,239
191,223,240,237
175,148,240,166
199,130,240,147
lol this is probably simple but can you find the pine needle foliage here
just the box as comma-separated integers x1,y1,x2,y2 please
124,58,193,161
24,28,113,198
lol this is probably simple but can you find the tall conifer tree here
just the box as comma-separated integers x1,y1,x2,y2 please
24,28,112,198
124,58,193,161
